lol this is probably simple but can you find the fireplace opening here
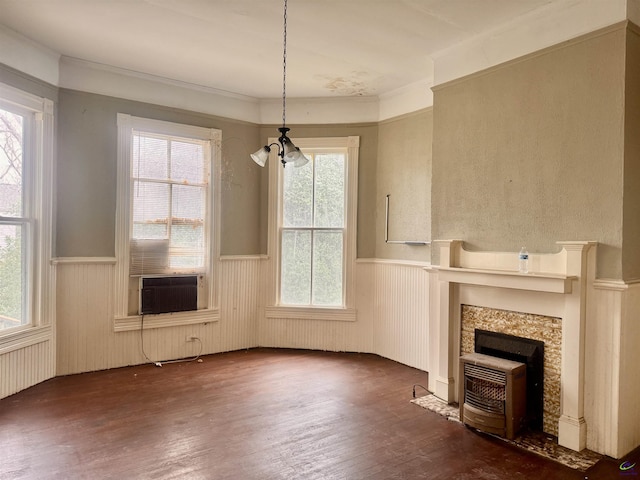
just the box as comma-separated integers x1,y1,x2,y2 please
474,329,544,431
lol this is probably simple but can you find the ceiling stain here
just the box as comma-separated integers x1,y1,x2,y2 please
315,71,377,96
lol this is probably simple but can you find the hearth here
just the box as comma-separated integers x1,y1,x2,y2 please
474,329,544,431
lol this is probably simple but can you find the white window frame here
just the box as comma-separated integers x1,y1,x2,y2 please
265,136,359,322
0,82,55,351
114,114,220,331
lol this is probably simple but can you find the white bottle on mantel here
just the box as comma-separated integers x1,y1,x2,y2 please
518,247,529,274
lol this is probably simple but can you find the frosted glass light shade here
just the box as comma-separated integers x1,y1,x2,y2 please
250,146,270,167
282,140,310,167
290,150,310,167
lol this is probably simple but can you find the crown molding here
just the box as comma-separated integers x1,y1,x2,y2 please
58,56,262,123
1,1,632,124
378,79,434,121
0,24,60,86
258,95,380,124
57,56,431,124
432,0,627,87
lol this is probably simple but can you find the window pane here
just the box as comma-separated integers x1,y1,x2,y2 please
132,181,169,239
132,223,167,239
133,135,168,180
172,184,204,221
171,225,204,249
0,224,25,329
281,230,311,305
312,231,343,306
171,140,204,184
314,153,345,228
169,252,204,270
283,160,313,227
0,108,23,217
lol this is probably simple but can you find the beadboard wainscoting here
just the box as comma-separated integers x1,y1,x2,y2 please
55,256,262,375
54,257,431,376
586,280,640,458
257,260,430,372
0,335,55,399
368,259,430,371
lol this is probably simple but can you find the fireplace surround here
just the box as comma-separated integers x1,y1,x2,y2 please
426,240,596,452
462,308,561,435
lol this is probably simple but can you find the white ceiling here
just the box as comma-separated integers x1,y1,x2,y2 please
0,0,560,100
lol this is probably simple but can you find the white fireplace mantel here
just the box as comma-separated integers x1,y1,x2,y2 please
426,266,576,294
426,240,597,452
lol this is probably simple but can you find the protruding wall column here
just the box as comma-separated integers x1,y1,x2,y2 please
427,240,462,402
557,241,597,451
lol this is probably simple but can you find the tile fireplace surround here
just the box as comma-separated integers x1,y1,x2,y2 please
460,305,561,436
426,240,596,452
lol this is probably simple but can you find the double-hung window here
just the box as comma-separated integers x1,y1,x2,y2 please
130,131,209,276
115,115,220,325
0,82,54,337
266,136,359,321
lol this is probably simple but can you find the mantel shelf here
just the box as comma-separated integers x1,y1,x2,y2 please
424,266,576,294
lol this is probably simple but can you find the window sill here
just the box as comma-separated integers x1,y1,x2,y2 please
265,306,357,322
114,308,220,332
0,324,53,355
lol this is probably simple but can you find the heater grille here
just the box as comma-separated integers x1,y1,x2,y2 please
459,353,527,439
464,364,507,414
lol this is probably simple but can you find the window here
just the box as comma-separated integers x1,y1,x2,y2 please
0,82,54,337
281,151,346,306
115,115,220,327
266,137,359,321
0,106,25,330
130,132,209,276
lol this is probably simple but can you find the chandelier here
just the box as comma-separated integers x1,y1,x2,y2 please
250,0,310,168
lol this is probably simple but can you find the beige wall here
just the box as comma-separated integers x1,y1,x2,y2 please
376,109,432,261
432,25,627,279
623,24,640,281
57,89,262,257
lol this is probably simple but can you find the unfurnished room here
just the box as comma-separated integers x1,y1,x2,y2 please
1,1,640,478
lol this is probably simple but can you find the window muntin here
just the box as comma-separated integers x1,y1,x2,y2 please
280,149,347,307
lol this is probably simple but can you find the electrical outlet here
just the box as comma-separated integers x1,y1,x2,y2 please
185,335,197,342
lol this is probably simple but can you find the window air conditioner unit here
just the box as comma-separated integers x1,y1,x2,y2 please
139,276,198,315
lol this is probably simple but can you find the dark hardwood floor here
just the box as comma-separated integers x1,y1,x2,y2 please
1,348,636,479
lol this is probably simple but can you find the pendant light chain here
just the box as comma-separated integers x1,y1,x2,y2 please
282,0,287,129
249,0,310,168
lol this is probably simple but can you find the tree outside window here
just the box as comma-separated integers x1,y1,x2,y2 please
0,107,25,330
281,152,346,306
